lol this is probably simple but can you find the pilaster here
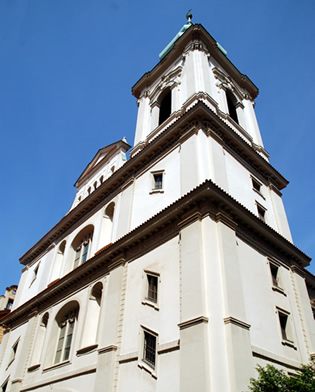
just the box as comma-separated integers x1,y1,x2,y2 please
216,213,254,392
10,312,38,392
178,215,210,391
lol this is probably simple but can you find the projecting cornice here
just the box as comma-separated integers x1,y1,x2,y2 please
5,179,311,330
132,24,258,100
20,99,288,266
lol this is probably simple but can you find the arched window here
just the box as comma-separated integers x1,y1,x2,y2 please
72,225,94,269
50,240,66,283
226,90,239,124
158,89,172,126
98,203,115,250
54,302,79,364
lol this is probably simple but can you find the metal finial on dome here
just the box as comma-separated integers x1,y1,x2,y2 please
186,10,192,23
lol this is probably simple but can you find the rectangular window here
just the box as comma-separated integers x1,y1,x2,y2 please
147,275,158,303
81,242,89,264
6,299,13,311
143,331,156,368
150,171,164,193
153,173,163,190
277,309,294,346
257,204,266,222
252,177,262,194
270,264,280,288
55,311,77,364
279,312,289,341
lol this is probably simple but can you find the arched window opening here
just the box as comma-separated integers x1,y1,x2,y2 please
93,181,97,190
72,225,94,269
158,90,172,126
91,282,103,306
50,240,66,283
226,90,239,124
59,240,66,255
105,202,115,221
54,302,79,364
100,175,104,184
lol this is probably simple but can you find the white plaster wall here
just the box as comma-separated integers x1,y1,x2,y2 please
224,150,283,233
0,322,28,383
119,237,180,390
237,238,306,365
121,237,180,353
131,148,181,230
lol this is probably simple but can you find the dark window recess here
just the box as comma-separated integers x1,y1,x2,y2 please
143,331,156,368
6,299,13,311
279,312,288,340
147,275,158,302
159,91,172,125
257,205,265,221
153,173,163,190
226,91,238,124
270,264,279,287
252,178,261,193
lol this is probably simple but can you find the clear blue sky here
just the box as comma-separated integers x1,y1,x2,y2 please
0,0,314,292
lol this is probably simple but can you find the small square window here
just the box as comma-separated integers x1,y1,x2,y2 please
257,204,266,222
150,171,164,193
143,331,157,369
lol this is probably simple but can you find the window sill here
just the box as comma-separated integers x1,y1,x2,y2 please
253,188,265,200
272,286,286,296
27,364,40,372
142,299,159,311
149,189,164,194
43,360,71,372
76,344,98,356
281,340,297,350
138,361,157,379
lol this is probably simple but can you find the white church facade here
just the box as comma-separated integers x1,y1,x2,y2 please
1,17,314,392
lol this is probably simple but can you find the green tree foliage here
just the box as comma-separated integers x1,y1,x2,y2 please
248,360,315,392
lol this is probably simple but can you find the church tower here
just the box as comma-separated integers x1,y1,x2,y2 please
0,14,314,392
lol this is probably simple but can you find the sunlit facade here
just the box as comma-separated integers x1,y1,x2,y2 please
0,20,314,392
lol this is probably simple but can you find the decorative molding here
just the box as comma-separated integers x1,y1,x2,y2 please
157,339,180,355
149,66,182,103
178,211,202,230
27,364,40,372
178,316,209,330
76,344,98,356
213,67,245,100
223,317,251,330
269,183,282,196
97,345,118,355
290,265,305,277
118,351,138,364
252,345,301,370
215,212,238,231
21,367,96,392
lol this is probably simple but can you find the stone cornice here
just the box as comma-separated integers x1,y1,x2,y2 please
20,100,289,266
132,24,258,100
4,180,311,330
